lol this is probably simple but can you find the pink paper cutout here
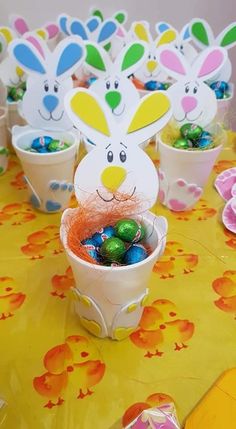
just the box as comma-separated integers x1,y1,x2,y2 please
169,199,187,211
181,96,198,113
160,50,186,76
215,167,236,201
159,189,165,202
116,27,125,37
14,17,29,35
25,35,45,59
197,50,224,78
222,197,236,233
46,23,59,38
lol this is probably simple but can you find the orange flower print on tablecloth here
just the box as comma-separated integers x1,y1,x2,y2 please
170,199,216,221
214,159,236,175
33,335,105,408
0,202,36,225
130,299,194,358
153,241,198,279
122,392,174,428
0,277,26,320
224,227,236,249
10,171,27,190
51,267,75,299
21,225,63,259
212,270,236,318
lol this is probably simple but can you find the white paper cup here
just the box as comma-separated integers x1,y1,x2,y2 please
158,124,226,211
60,210,168,340
12,126,78,213
7,100,26,129
0,107,9,175
215,83,234,126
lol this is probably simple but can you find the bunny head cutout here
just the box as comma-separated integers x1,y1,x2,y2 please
190,19,236,82
84,41,147,122
156,21,197,63
10,14,59,41
0,27,26,87
9,35,85,131
157,46,227,128
64,88,172,209
131,21,177,83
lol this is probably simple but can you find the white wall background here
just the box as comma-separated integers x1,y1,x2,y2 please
1,0,236,127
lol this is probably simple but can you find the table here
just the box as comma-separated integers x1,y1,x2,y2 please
0,133,236,428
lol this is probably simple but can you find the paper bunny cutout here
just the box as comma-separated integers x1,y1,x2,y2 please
0,27,26,87
215,167,236,233
84,41,147,124
190,19,236,82
157,46,227,127
131,21,177,83
156,21,197,63
9,14,59,41
64,88,172,208
9,35,85,131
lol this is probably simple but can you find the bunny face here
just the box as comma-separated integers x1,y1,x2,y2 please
157,46,227,127
85,41,147,121
190,19,236,82
64,88,172,208
132,22,177,83
156,22,197,63
9,36,85,131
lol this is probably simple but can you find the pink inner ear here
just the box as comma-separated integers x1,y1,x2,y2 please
116,27,125,37
14,17,29,35
160,50,186,75
26,36,45,59
46,23,59,39
198,50,224,78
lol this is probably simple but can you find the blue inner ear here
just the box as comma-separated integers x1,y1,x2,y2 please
183,26,190,40
97,21,117,43
87,17,100,32
13,44,46,74
56,43,83,77
59,16,70,35
158,23,170,33
70,21,88,40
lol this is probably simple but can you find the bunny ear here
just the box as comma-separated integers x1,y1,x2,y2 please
86,17,101,33
65,88,112,147
0,33,7,55
53,36,85,80
113,10,127,25
132,22,151,43
124,92,172,146
155,29,177,47
157,46,190,80
193,47,227,80
85,42,110,77
190,19,214,49
9,38,47,75
24,32,46,59
180,24,191,41
58,14,70,35
45,23,59,39
216,23,236,49
9,15,29,36
155,22,172,34
115,41,147,77
35,28,48,40
97,19,117,44
0,27,15,44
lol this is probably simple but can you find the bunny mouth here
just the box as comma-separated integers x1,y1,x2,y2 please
144,72,159,79
38,110,64,122
113,104,125,116
96,187,136,202
177,111,203,122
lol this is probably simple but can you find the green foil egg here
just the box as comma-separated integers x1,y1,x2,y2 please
180,123,203,141
114,219,145,243
100,237,126,263
48,140,70,152
172,138,192,150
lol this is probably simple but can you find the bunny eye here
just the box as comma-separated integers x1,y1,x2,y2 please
54,84,59,93
114,80,119,89
193,86,198,94
185,86,190,93
148,53,151,59
174,44,178,49
44,83,49,92
180,45,184,50
107,150,113,163
119,150,126,163
106,81,111,90
153,55,156,60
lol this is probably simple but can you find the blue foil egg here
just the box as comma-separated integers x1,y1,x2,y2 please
145,81,164,91
31,136,53,151
87,76,97,86
198,138,213,149
82,238,100,261
201,131,212,141
124,244,148,265
210,81,229,92
214,89,224,99
92,226,115,247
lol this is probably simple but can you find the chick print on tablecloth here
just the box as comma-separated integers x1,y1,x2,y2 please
0,202,36,225
0,277,26,320
122,392,175,428
153,241,198,279
212,270,236,318
169,199,216,221
33,335,105,408
21,225,63,259
214,159,236,175
129,299,194,358
224,227,236,249
10,171,27,190
51,267,75,299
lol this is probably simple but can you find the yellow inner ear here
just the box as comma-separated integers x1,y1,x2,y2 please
70,92,110,137
36,29,47,40
128,93,170,134
0,27,14,44
134,23,150,42
157,29,177,47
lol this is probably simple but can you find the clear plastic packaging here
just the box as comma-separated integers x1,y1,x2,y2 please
124,403,180,429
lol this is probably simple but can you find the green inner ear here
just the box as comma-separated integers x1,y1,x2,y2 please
192,22,209,46
104,42,111,52
121,44,145,71
115,12,125,24
86,44,106,71
220,26,236,47
92,9,104,22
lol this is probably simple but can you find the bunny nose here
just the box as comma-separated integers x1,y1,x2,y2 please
16,66,24,78
181,96,198,113
43,95,59,113
105,91,121,110
147,60,157,72
101,166,126,192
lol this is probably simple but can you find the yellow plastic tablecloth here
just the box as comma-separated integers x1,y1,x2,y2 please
0,133,236,429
